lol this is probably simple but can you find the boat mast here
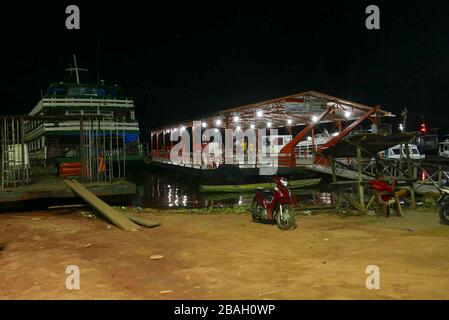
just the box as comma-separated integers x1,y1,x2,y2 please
73,54,80,84
65,54,88,84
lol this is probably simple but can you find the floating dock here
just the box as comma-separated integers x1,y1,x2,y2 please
147,90,393,183
0,176,136,208
1,115,139,211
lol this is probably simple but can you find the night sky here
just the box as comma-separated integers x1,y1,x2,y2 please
1,1,449,138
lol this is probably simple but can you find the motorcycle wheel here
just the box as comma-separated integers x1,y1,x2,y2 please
250,197,265,222
275,204,295,230
439,202,449,225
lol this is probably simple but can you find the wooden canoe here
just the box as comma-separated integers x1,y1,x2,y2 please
199,178,321,193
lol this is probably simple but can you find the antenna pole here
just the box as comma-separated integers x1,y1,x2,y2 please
73,54,80,84
96,26,100,85
401,107,408,132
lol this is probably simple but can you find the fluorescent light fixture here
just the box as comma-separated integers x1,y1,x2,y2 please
233,116,239,122
332,132,339,137
312,115,319,123
256,110,263,117
201,122,207,128
215,119,222,126
250,124,255,129
287,119,293,125
344,111,351,118
267,122,272,128
307,136,312,141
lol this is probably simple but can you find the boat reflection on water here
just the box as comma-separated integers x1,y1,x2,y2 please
130,170,334,210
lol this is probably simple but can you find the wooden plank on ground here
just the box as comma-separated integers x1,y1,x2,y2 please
64,179,139,231
122,213,160,228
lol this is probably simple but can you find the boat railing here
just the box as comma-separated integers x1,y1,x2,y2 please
25,121,139,135
41,97,135,108
150,149,315,168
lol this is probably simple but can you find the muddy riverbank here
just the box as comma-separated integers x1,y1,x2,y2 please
1,206,449,299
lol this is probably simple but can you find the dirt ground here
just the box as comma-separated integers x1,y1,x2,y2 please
1,207,449,300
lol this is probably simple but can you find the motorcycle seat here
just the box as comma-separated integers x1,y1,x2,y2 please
255,188,274,200
255,187,272,193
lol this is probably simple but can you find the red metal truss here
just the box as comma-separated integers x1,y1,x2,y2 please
150,90,392,133
317,106,380,152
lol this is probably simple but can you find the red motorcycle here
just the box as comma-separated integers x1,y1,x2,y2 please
250,176,295,230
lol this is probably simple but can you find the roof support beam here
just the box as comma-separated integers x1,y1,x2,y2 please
317,106,380,153
279,106,333,167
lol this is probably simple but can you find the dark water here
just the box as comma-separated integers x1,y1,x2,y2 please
127,167,335,209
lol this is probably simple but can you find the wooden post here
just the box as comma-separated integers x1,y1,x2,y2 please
331,157,337,183
374,155,380,179
410,162,417,209
405,143,412,180
331,157,341,207
79,117,85,181
311,127,315,151
357,144,365,213
255,128,258,167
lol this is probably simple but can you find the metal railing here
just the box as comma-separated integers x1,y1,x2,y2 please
150,149,314,169
0,116,30,189
30,97,135,115
42,97,134,107
25,120,139,141
415,163,449,190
